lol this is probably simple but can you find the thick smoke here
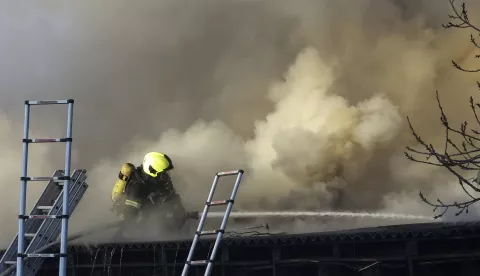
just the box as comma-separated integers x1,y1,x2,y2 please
1,0,480,246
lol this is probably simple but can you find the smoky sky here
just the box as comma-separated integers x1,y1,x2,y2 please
0,0,453,165
0,0,299,165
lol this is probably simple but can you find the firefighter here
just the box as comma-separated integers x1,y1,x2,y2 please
110,151,186,235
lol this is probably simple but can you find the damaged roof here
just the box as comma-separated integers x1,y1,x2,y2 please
67,220,480,251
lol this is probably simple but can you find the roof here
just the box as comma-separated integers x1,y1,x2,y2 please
66,220,480,251
2,220,479,255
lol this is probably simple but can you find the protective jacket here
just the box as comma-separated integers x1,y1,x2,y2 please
111,163,181,222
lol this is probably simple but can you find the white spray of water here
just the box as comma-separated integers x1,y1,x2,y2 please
206,211,434,221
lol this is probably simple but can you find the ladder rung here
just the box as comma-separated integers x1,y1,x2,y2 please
198,230,221,236
37,205,53,210
21,176,69,181
23,138,71,143
24,253,59,258
4,261,16,265
26,215,63,219
207,200,230,206
24,233,36,238
217,170,242,176
25,99,74,105
188,260,209,266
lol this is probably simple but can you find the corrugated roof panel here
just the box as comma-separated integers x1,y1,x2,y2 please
3,220,480,257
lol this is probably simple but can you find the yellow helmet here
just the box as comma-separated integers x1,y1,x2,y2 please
142,152,174,177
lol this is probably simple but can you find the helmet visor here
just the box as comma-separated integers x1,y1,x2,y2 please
148,165,160,177
148,165,171,179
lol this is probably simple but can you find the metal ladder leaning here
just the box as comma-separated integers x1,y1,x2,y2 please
181,169,244,276
6,99,78,276
0,169,89,276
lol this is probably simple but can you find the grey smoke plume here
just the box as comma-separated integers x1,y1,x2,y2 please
0,0,479,246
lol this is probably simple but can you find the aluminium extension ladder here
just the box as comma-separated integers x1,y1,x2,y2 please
0,99,83,276
182,169,244,276
0,169,89,276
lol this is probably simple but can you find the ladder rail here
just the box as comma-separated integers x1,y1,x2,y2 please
17,101,31,276
59,100,73,275
181,169,244,276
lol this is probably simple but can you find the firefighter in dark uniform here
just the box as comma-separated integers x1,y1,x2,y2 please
111,152,186,235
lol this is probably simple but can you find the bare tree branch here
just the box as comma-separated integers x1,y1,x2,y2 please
406,1,480,218
444,0,480,72
406,90,480,218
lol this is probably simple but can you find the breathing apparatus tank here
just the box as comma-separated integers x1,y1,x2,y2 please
111,163,135,203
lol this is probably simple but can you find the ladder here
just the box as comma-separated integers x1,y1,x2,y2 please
0,169,89,276
15,99,76,276
181,169,244,276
